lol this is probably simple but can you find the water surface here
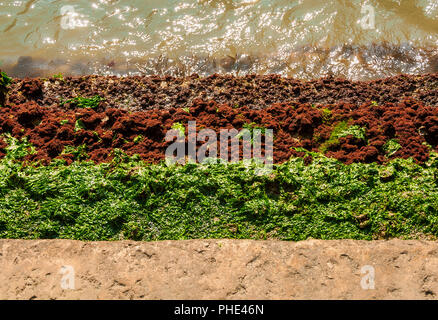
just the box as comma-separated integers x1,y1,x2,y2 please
0,0,437,79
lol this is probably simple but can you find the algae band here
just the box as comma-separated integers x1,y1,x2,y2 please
0,72,437,242
0,142,437,241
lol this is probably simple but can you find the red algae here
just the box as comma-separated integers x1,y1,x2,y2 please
0,98,436,165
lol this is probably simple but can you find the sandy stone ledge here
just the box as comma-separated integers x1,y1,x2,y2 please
0,239,437,300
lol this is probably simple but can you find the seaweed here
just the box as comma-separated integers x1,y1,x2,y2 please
61,95,103,109
0,71,12,106
0,142,436,241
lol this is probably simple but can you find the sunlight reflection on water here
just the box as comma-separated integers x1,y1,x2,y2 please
0,0,437,79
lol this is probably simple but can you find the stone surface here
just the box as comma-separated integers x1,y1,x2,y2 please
0,239,437,299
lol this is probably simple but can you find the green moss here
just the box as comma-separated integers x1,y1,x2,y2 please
133,135,144,144
2,134,36,161
384,139,402,157
0,71,12,106
237,122,273,144
61,95,103,109
338,125,366,140
0,71,12,88
171,122,185,137
0,138,437,241
74,119,86,132
319,121,367,153
61,144,89,161
52,73,64,81
319,121,348,153
321,108,332,123
242,122,266,134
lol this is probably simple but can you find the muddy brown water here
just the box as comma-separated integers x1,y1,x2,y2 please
0,0,437,80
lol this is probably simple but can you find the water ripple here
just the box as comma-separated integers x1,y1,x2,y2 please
0,0,437,79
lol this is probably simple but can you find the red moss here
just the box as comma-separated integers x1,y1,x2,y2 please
0,97,437,165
